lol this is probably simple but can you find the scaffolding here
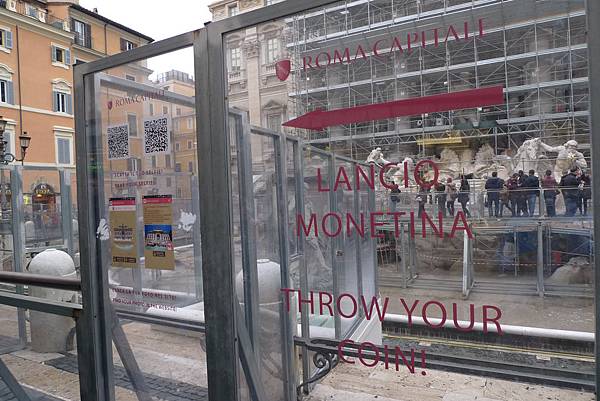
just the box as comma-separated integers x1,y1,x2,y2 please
287,0,589,161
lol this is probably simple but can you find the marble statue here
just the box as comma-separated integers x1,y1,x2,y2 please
366,147,390,168
388,157,415,184
436,149,461,179
472,144,497,177
537,139,587,178
512,138,550,175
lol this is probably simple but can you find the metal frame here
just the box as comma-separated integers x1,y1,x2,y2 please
586,0,600,395
67,0,600,399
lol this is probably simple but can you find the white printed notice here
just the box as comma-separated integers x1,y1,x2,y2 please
143,115,171,156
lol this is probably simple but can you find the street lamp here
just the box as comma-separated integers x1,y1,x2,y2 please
0,116,31,165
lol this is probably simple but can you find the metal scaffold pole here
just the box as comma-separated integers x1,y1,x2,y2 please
585,0,600,394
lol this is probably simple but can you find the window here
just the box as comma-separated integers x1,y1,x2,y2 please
72,19,91,48
187,140,193,149
176,108,181,116
53,91,72,114
228,3,239,16
128,114,137,137
175,142,180,151
0,79,14,104
128,158,141,172
266,113,282,131
229,47,241,70
25,4,38,18
125,75,136,81
0,29,13,50
265,38,280,63
265,0,283,4
56,136,72,165
175,163,181,172
51,45,71,66
120,38,137,52
151,156,157,168
188,161,194,172
163,106,169,115
165,154,171,168
166,177,172,187
187,118,194,129
149,103,154,116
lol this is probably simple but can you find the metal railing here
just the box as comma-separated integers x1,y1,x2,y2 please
382,186,592,221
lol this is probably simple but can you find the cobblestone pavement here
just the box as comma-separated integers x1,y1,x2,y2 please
305,363,595,401
0,377,62,401
47,354,208,401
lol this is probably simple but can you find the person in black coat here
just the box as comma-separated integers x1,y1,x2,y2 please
579,170,591,216
559,167,581,217
435,181,447,218
457,175,471,217
522,169,540,217
516,170,528,217
485,172,504,218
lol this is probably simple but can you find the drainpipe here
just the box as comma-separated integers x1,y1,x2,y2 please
15,25,23,135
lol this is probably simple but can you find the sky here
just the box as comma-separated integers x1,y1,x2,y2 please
78,0,214,77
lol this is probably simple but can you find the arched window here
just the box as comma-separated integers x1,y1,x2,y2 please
0,64,14,105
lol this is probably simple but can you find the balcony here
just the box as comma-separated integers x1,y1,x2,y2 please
228,67,246,82
1,0,70,32
73,32,91,48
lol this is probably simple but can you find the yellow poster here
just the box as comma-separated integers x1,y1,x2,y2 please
143,195,175,270
109,197,138,268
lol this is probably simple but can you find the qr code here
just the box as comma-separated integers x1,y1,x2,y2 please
143,116,171,155
107,124,129,160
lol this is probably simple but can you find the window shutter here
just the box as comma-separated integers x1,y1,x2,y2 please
85,23,91,47
51,45,57,62
6,81,13,105
58,140,65,164
52,91,58,112
63,140,70,164
66,94,72,114
65,49,71,65
63,140,71,164
120,38,126,51
5,31,12,49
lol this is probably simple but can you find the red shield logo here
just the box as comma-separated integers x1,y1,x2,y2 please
276,59,291,82
107,100,113,110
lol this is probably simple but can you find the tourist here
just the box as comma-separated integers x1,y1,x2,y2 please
579,170,591,216
389,182,401,212
559,167,580,217
458,176,471,218
506,174,520,217
434,180,447,218
541,170,559,217
499,183,513,218
485,172,504,218
516,170,528,216
445,177,458,217
522,169,540,217
416,187,427,218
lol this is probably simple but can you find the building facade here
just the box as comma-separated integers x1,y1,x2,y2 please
286,0,588,164
210,0,288,130
0,0,152,192
215,0,588,170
